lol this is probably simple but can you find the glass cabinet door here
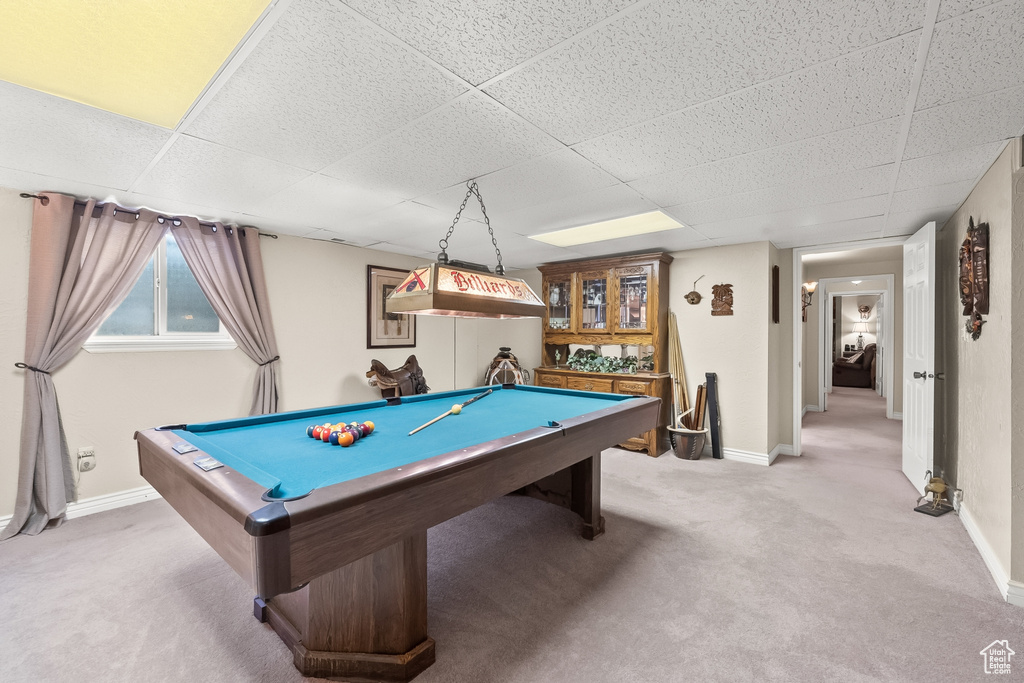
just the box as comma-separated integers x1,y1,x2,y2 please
545,279,572,330
615,266,652,332
580,273,609,332
618,274,647,330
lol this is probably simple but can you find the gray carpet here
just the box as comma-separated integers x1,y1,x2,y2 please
3,388,1021,682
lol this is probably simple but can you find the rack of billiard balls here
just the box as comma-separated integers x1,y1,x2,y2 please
306,421,375,447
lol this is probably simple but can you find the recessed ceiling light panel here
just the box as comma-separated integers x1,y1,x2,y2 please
529,211,683,247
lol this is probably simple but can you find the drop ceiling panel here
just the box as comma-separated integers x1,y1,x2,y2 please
916,1,1024,110
883,205,961,237
415,149,621,217
895,141,1004,191
667,165,895,227
300,228,384,247
904,85,1024,159
252,172,405,233
342,0,635,85
484,0,922,143
631,118,901,207
937,0,1001,22
184,0,466,171
692,195,888,242
319,93,562,200
0,81,172,190
340,200,469,245
132,135,310,211
764,217,886,249
574,35,916,182
890,179,976,214
497,184,656,237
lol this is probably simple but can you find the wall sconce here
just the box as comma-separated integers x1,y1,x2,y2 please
858,304,871,320
801,281,817,322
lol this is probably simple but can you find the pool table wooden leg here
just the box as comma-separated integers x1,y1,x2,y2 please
518,452,605,540
262,530,435,682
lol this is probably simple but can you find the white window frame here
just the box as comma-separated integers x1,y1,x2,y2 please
84,235,237,353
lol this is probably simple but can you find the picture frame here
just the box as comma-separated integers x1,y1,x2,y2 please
367,265,416,349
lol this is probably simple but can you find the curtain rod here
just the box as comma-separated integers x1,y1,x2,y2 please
19,192,278,238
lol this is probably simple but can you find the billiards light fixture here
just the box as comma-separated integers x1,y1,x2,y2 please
386,182,544,319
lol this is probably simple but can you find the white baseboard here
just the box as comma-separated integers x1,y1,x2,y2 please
802,405,820,417
1007,581,1024,608
0,485,162,528
722,448,771,467
959,502,1018,605
892,411,903,420
768,444,795,464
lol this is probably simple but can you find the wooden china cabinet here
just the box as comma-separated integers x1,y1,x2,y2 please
534,252,673,456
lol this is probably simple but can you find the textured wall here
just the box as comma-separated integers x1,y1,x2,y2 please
935,142,1016,578
0,186,540,517
767,246,794,451
671,242,770,454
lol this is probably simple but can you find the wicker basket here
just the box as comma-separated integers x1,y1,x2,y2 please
667,427,709,460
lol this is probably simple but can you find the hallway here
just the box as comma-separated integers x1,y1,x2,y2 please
802,386,903,473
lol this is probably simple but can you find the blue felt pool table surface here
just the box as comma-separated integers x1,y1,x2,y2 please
172,385,637,499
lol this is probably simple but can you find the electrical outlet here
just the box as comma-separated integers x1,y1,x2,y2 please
77,447,96,473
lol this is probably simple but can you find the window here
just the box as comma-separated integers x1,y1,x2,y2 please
85,234,236,352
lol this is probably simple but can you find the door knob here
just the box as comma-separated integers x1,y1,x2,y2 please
913,371,930,380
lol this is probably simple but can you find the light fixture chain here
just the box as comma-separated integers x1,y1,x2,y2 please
439,186,474,252
469,182,504,275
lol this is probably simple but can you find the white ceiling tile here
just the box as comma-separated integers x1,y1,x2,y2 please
251,173,405,232
762,217,886,249
184,0,466,171
574,36,916,181
883,205,960,236
367,241,437,260
484,0,922,143
319,93,562,200
666,165,895,226
340,200,470,246
917,1,1024,109
415,149,621,216
0,81,171,190
301,228,383,247
889,179,976,214
0,166,130,204
904,85,1024,159
937,0,1002,23
692,196,888,242
498,183,657,237
630,118,901,206
132,135,311,211
895,141,1004,191
343,0,635,85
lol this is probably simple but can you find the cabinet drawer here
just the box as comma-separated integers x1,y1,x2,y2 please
536,373,565,389
567,377,614,393
615,379,652,396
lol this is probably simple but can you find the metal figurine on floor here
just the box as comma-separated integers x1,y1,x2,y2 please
913,470,959,517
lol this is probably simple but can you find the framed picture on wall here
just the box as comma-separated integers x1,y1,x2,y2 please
367,265,416,349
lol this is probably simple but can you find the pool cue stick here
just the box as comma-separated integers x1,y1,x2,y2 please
408,388,494,436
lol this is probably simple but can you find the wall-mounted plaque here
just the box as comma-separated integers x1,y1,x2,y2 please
958,217,989,340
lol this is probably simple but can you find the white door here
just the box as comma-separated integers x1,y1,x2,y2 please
902,222,936,494
875,295,885,397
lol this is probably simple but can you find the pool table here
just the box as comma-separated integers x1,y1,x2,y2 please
136,384,659,681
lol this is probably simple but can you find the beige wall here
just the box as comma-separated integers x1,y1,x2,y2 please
802,260,903,413
670,242,772,455
0,186,539,517
935,142,1020,581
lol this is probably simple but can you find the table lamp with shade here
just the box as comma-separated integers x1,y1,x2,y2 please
854,321,869,350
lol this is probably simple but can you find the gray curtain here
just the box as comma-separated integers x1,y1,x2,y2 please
169,219,280,415
2,194,168,540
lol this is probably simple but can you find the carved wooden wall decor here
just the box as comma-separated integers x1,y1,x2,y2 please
959,216,989,340
711,283,734,316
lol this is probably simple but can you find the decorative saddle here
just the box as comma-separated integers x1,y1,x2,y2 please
483,347,530,386
366,355,429,399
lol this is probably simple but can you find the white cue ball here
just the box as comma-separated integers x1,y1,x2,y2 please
451,404,462,415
